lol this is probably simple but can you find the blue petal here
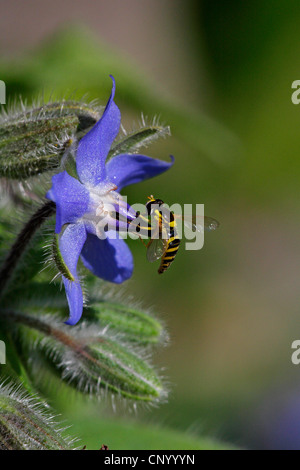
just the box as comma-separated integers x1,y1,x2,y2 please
76,76,121,187
63,279,84,326
46,171,90,234
80,232,133,284
106,154,175,190
59,222,87,325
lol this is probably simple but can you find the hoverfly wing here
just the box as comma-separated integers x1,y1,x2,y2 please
173,215,219,233
146,238,167,263
203,216,220,231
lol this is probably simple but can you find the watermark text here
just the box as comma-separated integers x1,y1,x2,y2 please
0,80,5,105
0,340,6,365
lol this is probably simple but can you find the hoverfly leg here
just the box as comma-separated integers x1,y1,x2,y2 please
138,236,149,247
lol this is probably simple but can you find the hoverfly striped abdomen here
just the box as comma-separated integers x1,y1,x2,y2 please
158,232,181,274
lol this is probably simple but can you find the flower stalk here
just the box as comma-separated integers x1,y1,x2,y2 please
0,201,55,298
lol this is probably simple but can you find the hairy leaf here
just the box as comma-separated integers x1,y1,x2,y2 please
107,125,171,161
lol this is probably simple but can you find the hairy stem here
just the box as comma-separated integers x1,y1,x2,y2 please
0,201,55,297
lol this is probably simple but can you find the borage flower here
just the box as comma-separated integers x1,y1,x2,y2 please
46,76,173,325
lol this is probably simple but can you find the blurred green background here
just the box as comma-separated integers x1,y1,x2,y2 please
1,0,300,450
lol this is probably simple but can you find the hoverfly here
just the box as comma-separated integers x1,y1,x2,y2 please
130,195,219,274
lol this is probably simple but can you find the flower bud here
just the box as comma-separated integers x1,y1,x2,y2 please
87,302,165,345
5,311,167,404
0,382,75,450
0,101,103,179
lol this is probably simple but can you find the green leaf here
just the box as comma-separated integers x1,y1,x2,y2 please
65,407,239,450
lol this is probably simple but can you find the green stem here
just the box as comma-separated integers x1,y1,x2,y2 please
0,201,55,298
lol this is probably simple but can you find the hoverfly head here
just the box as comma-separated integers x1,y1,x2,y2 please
146,195,164,215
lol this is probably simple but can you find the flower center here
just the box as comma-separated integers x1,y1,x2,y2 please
85,181,136,239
